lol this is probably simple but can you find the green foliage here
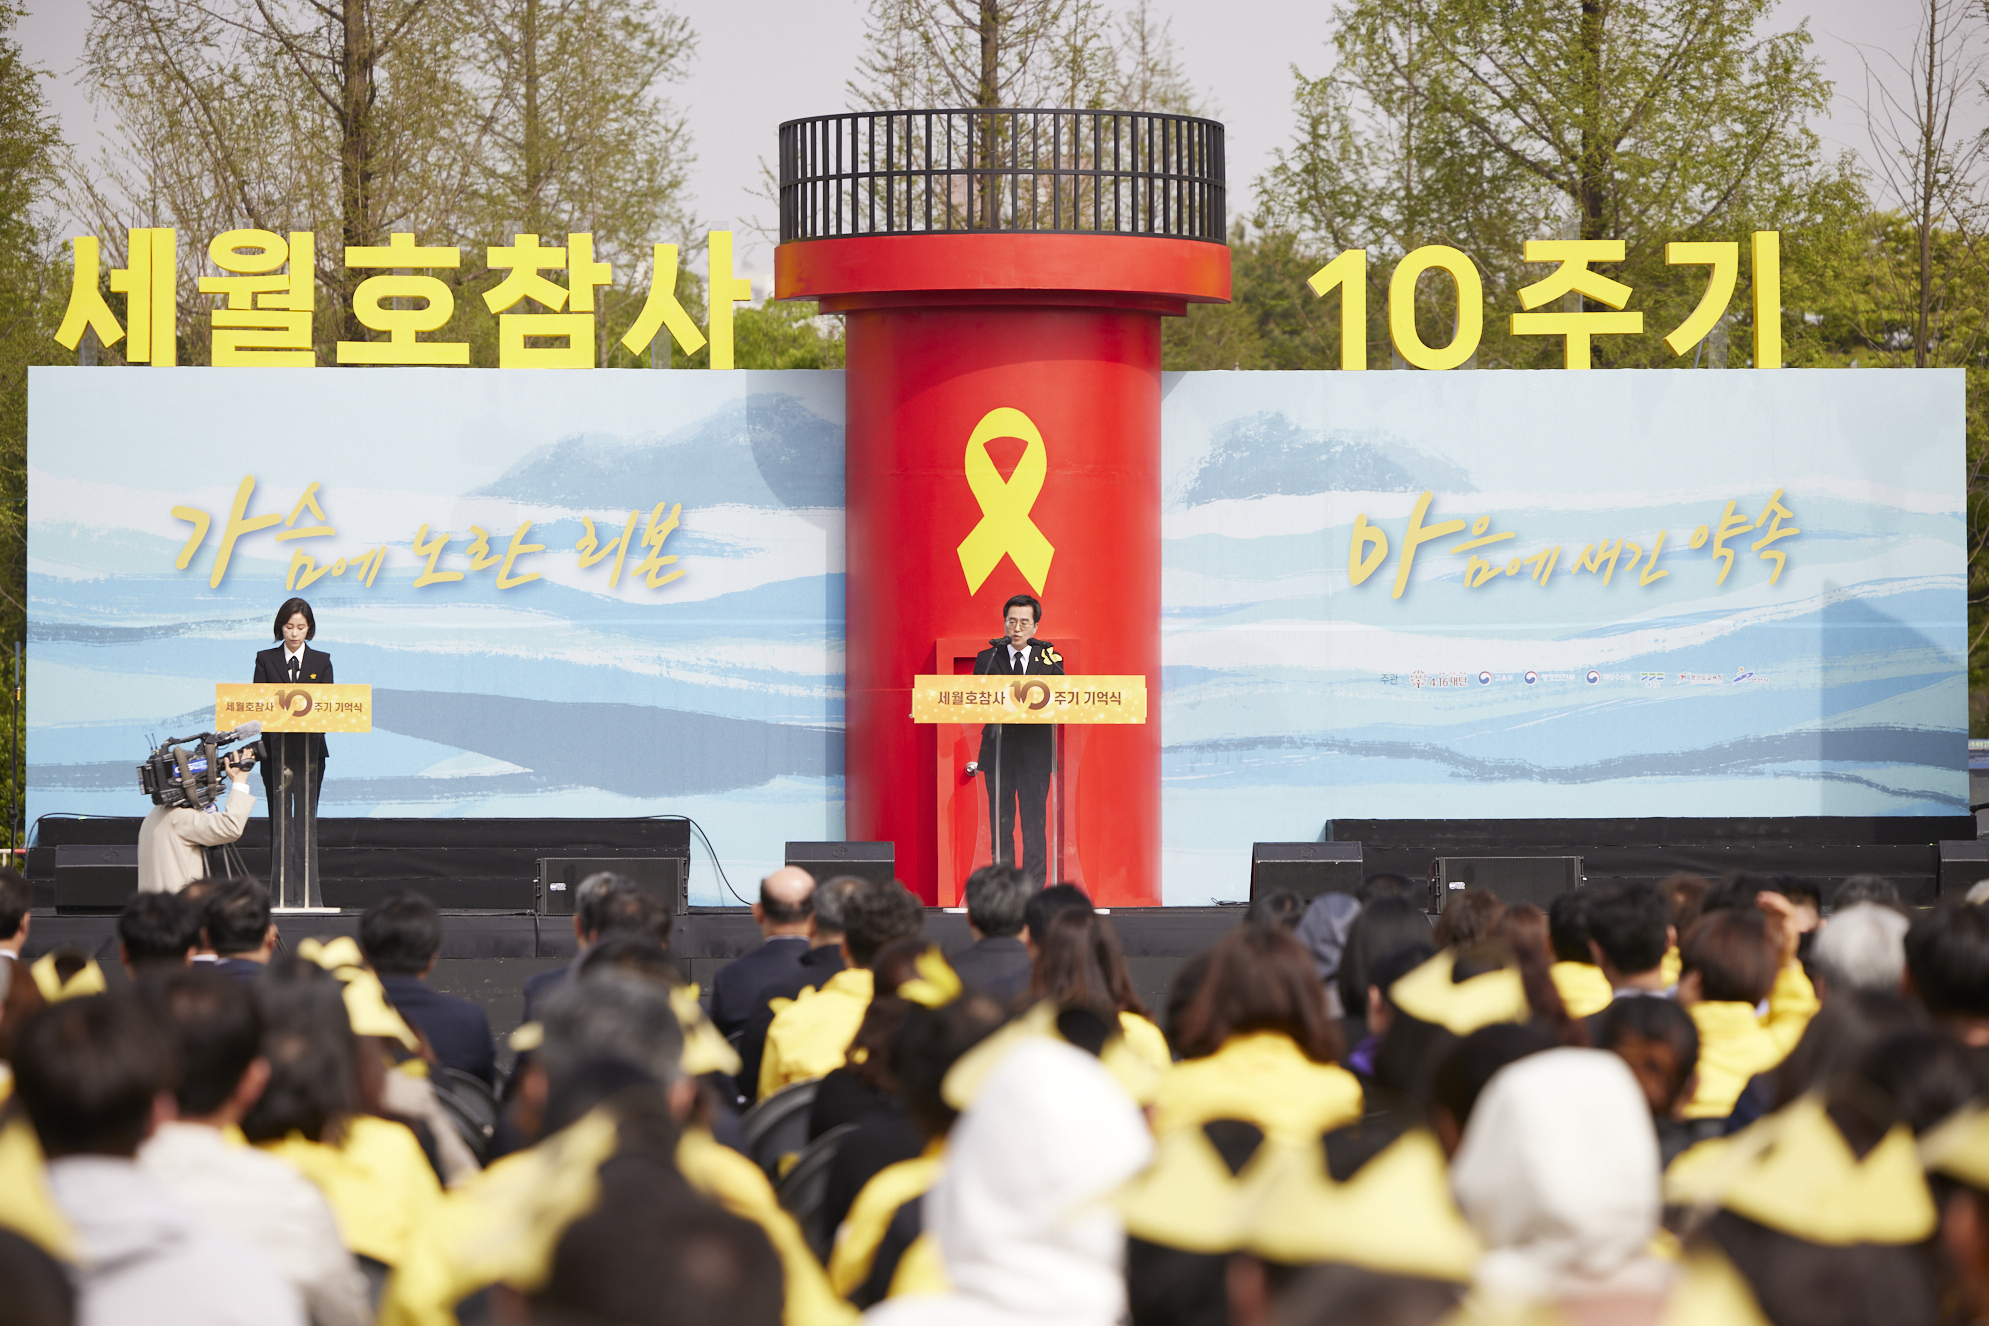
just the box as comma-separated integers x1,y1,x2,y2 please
731,300,845,370
0,0,61,839
1254,0,1860,371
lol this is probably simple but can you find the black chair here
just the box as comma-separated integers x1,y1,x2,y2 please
429,1066,502,1166
777,1121,858,1260
740,1079,820,1179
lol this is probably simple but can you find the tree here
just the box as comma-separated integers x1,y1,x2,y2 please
0,0,64,841
1256,0,1861,370
77,0,489,348
70,0,698,364
847,0,1199,112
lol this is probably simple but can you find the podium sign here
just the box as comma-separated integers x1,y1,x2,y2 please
215,683,373,733
214,682,371,911
910,675,1146,725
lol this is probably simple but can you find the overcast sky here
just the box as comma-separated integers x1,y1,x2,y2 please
16,0,1930,287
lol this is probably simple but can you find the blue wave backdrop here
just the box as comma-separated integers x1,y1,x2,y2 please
28,368,846,902
1158,369,1966,901
26,367,1965,904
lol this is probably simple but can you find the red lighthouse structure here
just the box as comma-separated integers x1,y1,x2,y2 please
775,109,1230,906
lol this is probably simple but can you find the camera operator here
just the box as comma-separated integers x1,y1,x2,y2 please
137,746,256,895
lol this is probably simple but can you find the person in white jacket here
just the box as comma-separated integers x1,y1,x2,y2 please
140,968,370,1326
12,988,303,1326
137,762,254,895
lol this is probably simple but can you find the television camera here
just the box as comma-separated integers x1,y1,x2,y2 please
137,722,264,810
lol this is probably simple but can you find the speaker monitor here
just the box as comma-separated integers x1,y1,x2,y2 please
1940,840,1989,901
54,844,139,912
537,857,685,916
1250,842,1365,903
1433,856,1583,910
785,842,896,888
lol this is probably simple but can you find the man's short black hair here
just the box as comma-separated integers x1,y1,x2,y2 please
578,873,641,936
13,992,176,1157
1356,873,1415,904
359,890,444,975
1245,889,1305,931
1024,882,1093,947
843,879,924,967
202,878,272,956
595,888,673,947
811,876,864,940
150,968,262,1117
1907,905,1989,1019
0,868,28,942
1583,880,1670,977
118,892,202,969
963,864,1031,938
1547,890,1592,964
539,1148,784,1326
1002,593,1041,624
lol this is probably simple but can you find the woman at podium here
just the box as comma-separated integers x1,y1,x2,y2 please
253,596,331,817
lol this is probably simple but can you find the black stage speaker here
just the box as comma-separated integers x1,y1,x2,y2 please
785,841,895,887
1433,856,1583,910
54,844,138,912
1940,840,1989,900
1250,842,1364,902
537,857,685,916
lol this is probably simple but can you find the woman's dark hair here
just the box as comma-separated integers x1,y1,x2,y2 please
240,957,359,1146
1700,1210,1940,1326
1660,872,1712,937
1337,896,1435,1019
840,936,931,1092
1766,990,1919,1114
1432,1022,1557,1132
1492,911,1584,1045
273,597,316,640
889,992,1008,1140
1682,907,1780,1005
1026,910,1148,1019
1175,924,1342,1064
1163,950,1212,1057
1433,890,1505,949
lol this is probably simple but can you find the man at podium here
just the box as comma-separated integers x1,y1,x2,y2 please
964,594,1065,881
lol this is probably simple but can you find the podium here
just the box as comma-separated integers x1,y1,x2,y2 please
912,672,1146,899
214,683,373,909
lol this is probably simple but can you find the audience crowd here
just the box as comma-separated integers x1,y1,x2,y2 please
5,858,1989,1326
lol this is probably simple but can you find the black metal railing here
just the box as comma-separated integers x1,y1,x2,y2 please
778,109,1226,244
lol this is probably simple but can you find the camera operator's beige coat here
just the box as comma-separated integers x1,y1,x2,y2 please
137,778,254,893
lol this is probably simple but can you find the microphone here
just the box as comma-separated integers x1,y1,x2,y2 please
226,720,263,743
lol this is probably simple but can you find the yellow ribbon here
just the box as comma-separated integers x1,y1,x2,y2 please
30,953,107,1003
899,947,964,1009
956,407,1055,595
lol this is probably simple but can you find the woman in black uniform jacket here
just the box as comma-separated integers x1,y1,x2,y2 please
254,597,331,816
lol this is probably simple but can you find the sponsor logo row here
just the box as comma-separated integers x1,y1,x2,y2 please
1378,667,1762,690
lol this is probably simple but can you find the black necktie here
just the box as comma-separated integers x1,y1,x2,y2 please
288,657,300,682
1011,648,1023,671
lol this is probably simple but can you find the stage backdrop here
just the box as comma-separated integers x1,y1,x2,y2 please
28,368,846,902
28,367,1965,903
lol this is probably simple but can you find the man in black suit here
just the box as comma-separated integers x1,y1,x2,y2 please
707,866,815,1039
949,863,1035,1007
254,597,332,817
965,594,1066,882
520,875,672,1023
734,874,862,1102
199,878,277,982
361,890,497,1087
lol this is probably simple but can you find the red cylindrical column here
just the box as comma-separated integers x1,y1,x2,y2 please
778,233,1229,904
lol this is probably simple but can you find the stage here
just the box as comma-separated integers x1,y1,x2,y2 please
19,810,1981,1042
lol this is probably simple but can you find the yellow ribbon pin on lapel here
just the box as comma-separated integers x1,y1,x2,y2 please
957,407,1055,595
